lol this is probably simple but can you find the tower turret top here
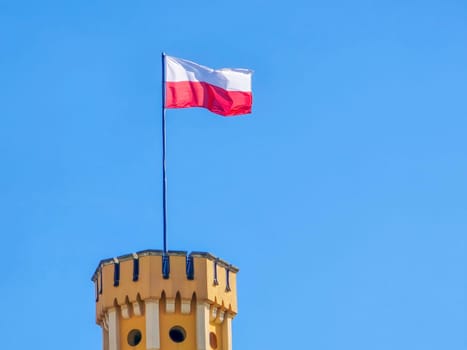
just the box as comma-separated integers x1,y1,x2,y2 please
92,250,239,324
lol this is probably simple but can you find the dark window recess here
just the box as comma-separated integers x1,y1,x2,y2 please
186,256,194,280
127,329,142,346
225,268,231,292
95,280,99,302
169,326,186,343
133,258,139,282
99,270,103,294
213,260,219,286
210,332,218,349
114,262,120,287
162,255,170,279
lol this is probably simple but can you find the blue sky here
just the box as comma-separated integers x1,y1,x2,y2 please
1,0,467,349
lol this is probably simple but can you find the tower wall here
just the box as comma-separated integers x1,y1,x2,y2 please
92,250,238,350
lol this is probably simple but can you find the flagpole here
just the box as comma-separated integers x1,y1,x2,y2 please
161,52,168,254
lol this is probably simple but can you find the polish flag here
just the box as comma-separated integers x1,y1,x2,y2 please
164,55,253,116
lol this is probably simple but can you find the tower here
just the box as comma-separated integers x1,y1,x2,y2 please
92,250,238,350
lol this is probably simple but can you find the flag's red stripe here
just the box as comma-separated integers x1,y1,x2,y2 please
165,81,252,116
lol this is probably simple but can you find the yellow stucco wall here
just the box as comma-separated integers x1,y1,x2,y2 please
93,251,237,350
209,323,224,350
119,314,145,350
94,251,238,324
159,295,197,350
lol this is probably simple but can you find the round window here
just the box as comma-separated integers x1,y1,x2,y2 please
209,332,218,349
169,326,186,343
127,329,142,347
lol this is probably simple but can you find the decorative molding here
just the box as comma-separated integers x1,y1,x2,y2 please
222,313,233,350
107,308,120,350
102,327,109,350
166,299,175,313
210,306,218,323
214,309,225,325
121,304,130,319
133,301,143,317
145,299,160,350
196,302,210,350
103,313,109,331
181,299,191,314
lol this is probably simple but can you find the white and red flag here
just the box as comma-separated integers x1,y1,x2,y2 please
164,55,253,116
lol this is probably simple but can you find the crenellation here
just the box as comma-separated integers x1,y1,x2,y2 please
93,250,238,350
93,250,238,324
120,303,130,319
92,250,238,283
181,299,191,314
132,300,143,317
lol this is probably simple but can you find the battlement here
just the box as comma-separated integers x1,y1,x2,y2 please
92,250,239,324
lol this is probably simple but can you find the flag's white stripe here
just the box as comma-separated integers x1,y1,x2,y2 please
165,55,252,92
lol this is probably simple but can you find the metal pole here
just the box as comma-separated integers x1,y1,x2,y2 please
161,52,168,254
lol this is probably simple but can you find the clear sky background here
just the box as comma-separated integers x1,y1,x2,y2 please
1,0,467,349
